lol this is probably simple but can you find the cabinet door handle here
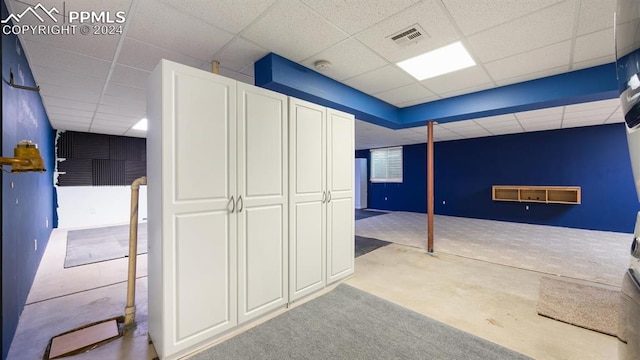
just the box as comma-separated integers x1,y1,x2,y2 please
228,195,235,213
238,195,244,212
322,191,326,203
327,191,332,203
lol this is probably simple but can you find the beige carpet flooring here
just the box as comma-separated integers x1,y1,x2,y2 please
355,212,631,286
537,276,620,336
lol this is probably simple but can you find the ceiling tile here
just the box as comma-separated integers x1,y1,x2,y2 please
213,37,268,72
97,103,145,117
48,114,92,124
154,0,277,34
576,0,616,35
515,106,564,119
46,106,94,119
474,114,517,124
485,41,571,82
21,40,111,78
466,1,575,63
42,96,98,112
355,0,460,63
565,99,620,112
436,82,496,100
99,95,145,112
517,114,563,124
31,65,106,93
373,83,434,106
442,0,563,36
572,55,616,71
521,120,561,132
421,65,493,95
562,114,610,123
300,0,420,35
242,0,348,62
573,28,615,64
396,95,441,108
93,112,141,123
40,84,102,103
124,129,147,138
105,82,146,101
495,65,569,87
127,0,234,62
51,121,90,132
217,67,255,85
110,65,151,89
562,119,607,128
117,37,203,71
488,127,524,136
344,64,415,95
300,38,388,81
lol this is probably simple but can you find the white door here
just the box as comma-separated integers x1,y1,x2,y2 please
237,83,289,323
289,98,326,301
159,64,238,355
326,108,355,284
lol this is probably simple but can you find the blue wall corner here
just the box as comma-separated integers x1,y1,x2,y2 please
362,123,638,233
2,1,55,357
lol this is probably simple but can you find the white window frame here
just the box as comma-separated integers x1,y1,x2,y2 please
370,146,403,183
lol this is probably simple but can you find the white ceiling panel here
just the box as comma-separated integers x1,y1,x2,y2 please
344,64,415,95
48,114,93,124
21,40,111,78
436,82,496,100
242,0,348,62
124,129,147,138
484,41,572,82
104,83,146,102
46,106,94,119
572,55,617,71
355,0,460,63
474,114,517,124
99,95,145,111
495,65,570,87
154,0,277,35
110,65,151,89
127,0,234,62
396,95,441,108
93,112,142,123
40,84,102,103
441,0,563,36
565,98,620,112
97,103,145,117
562,118,606,128
466,1,575,63
573,28,615,64
576,0,616,36
373,83,434,106
300,38,388,81
300,0,420,35
31,66,106,93
41,97,98,112
212,37,268,72
52,122,91,132
521,120,562,132
515,106,564,119
117,37,204,71
421,65,493,95
217,67,254,85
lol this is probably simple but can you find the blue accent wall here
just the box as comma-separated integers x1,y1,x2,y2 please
363,123,638,233
2,1,56,357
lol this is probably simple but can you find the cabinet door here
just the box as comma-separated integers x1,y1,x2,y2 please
151,61,238,357
237,83,288,323
289,98,326,301
326,108,355,284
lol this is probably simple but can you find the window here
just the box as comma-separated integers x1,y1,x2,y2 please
370,147,403,183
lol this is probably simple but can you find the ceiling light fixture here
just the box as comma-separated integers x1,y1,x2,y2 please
314,60,332,71
132,118,147,131
396,41,476,81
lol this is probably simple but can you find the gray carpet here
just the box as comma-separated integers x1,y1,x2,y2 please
355,209,387,221
537,276,620,336
355,236,391,257
64,223,147,268
190,284,532,360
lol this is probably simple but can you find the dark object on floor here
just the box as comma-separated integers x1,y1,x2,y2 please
44,317,123,359
355,236,391,257
537,276,620,336
190,284,532,360
64,223,147,268
355,209,387,220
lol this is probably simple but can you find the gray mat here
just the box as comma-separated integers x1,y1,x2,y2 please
355,209,387,221
355,235,391,257
537,276,620,336
64,223,147,268
191,284,532,360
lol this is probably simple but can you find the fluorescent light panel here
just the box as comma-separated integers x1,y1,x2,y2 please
397,42,476,81
132,118,147,131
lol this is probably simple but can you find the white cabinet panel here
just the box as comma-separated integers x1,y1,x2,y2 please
292,202,324,295
237,83,288,324
174,73,232,202
328,110,354,193
293,104,324,195
175,212,235,342
327,198,354,283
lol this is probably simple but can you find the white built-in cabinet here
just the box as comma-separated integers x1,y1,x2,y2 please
289,98,354,301
147,60,353,360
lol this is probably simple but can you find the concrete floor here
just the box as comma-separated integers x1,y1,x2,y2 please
7,228,617,359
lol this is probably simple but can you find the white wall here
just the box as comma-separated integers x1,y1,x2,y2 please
56,186,147,229
354,158,367,209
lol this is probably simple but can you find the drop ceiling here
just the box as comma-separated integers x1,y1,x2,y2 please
4,0,623,148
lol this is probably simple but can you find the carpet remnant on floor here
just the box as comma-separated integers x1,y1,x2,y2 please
191,284,532,360
64,223,147,268
355,236,391,257
537,276,620,336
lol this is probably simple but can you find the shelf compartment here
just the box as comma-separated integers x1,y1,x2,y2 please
492,185,581,205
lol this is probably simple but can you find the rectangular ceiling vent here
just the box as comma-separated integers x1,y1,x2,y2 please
388,24,428,47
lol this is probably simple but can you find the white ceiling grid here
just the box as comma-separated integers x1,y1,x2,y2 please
5,0,622,146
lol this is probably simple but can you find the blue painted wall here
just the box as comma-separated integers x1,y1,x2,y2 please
362,123,638,233
2,1,56,357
